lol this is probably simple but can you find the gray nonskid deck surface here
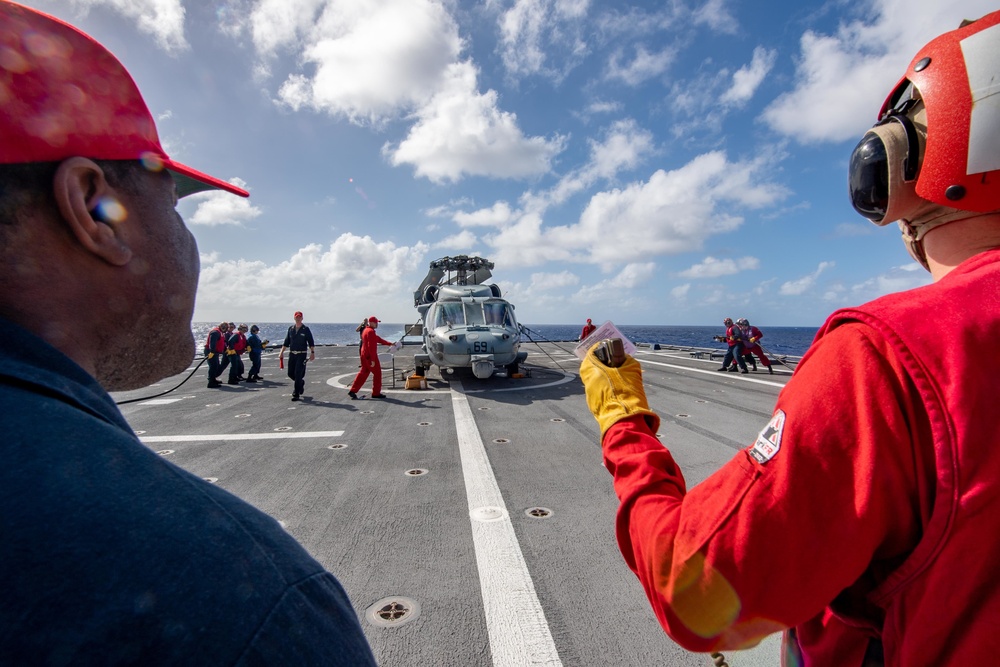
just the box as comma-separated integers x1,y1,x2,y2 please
112,343,787,666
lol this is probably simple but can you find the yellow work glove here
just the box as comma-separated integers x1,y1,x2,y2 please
207,352,215,359
750,337,757,343
262,340,269,348
579,342,660,440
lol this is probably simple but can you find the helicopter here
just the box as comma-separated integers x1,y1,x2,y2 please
411,255,527,379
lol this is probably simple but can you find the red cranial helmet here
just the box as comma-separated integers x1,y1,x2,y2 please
849,11,1000,267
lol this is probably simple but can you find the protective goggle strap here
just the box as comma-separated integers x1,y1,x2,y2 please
876,102,920,182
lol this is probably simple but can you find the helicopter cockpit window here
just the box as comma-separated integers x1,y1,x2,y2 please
483,303,508,326
464,303,485,326
434,303,465,328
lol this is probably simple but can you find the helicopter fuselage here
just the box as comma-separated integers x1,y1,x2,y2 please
414,284,526,379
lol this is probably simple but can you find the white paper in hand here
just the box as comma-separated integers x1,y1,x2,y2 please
573,320,637,360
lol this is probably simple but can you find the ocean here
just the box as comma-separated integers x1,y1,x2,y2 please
193,322,819,358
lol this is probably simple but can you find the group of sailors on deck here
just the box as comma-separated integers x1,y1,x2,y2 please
715,317,774,374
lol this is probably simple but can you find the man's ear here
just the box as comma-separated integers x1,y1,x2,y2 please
52,157,132,267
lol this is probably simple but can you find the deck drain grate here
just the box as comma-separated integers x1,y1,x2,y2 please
405,468,428,476
478,406,491,410
156,449,174,456
676,414,690,418
327,444,348,450
134,430,146,435
525,507,553,519
492,438,510,444
360,410,375,415
235,413,251,418
205,403,220,407
365,597,421,628
274,426,293,432
696,400,707,403
417,421,431,426
550,418,565,422
203,477,218,484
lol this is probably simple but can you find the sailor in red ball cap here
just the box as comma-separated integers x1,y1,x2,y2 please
0,4,374,665
348,315,394,399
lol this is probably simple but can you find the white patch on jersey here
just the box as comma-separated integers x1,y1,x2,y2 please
749,409,785,464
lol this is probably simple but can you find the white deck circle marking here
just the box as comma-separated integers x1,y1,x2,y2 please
450,380,562,665
326,370,575,394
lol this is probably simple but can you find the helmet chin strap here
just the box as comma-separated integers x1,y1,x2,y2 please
899,209,998,269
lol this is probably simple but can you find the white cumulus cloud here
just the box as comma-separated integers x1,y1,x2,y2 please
561,151,788,265
762,0,998,144
679,256,760,279
196,233,429,320
187,178,263,226
384,62,566,183
270,0,462,125
779,261,835,295
721,46,776,106
69,0,187,52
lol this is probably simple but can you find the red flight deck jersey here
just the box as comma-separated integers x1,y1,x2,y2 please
602,248,1000,666
359,327,392,363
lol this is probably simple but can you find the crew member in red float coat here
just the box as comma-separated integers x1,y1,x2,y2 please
204,322,227,388
580,12,1000,665
348,316,393,399
227,324,248,384
580,318,597,340
716,317,747,373
736,318,772,374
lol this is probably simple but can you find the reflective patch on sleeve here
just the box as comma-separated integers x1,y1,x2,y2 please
749,409,785,464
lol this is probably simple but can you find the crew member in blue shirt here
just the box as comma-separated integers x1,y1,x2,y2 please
280,311,316,401
0,4,375,664
245,325,267,382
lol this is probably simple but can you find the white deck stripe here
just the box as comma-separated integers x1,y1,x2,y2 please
139,431,344,443
450,381,562,666
635,357,785,387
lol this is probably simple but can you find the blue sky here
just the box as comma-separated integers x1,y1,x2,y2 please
22,0,997,325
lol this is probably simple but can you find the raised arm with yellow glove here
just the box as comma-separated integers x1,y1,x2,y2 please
580,341,660,439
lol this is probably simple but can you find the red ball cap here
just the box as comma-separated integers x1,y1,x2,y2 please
0,1,248,199
293,311,303,318
368,316,379,323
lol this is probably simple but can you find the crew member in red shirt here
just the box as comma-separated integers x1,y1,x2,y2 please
580,318,597,340
204,322,228,388
581,12,1000,665
227,324,248,385
348,316,394,399
735,318,772,374
715,317,747,373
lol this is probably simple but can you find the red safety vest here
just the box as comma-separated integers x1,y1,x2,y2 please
725,325,742,346
205,327,226,353
233,332,247,354
813,248,1000,664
